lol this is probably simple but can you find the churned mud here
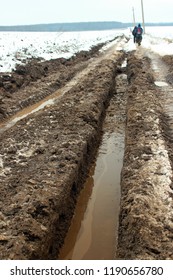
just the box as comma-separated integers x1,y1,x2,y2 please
0,43,106,120
116,51,173,260
1,35,173,260
58,71,127,260
0,37,125,259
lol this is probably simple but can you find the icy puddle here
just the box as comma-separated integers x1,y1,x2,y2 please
58,132,124,260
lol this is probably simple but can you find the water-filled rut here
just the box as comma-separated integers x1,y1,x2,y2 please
0,45,126,259
58,72,127,259
1,39,173,260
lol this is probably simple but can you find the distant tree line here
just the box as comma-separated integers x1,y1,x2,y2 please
0,22,124,32
0,21,173,32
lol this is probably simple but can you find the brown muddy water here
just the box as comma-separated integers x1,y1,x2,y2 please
58,132,124,260
58,73,127,260
0,57,103,133
0,61,127,259
0,77,78,133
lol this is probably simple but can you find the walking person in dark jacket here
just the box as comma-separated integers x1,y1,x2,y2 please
135,23,143,45
132,25,137,43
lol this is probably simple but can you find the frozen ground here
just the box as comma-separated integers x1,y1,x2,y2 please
1,26,173,73
0,29,125,72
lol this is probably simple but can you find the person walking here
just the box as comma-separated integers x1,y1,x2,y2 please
135,23,143,45
132,25,137,43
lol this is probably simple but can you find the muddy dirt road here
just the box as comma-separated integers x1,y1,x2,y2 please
0,35,173,260
117,50,173,260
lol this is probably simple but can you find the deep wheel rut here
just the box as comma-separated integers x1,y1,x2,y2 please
1,37,173,260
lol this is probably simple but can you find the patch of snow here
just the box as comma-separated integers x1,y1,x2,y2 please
0,30,124,72
0,155,3,168
1,26,173,73
155,81,168,87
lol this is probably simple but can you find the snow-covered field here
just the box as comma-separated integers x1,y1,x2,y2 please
0,26,173,72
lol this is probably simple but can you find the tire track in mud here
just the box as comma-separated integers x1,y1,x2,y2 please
117,50,173,260
0,40,126,259
2,36,173,260
0,37,126,133
58,70,127,260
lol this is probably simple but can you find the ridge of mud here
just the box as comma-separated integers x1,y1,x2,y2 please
0,43,106,120
161,55,173,85
117,53,173,260
0,51,124,259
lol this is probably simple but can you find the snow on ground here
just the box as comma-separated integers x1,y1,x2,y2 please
0,26,173,72
124,26,173,55
0,29,125,72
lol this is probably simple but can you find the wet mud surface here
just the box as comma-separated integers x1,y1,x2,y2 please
117,52,173,260
0,43,105,119
1,36,173,260
58,72,127,260
0,39,124,259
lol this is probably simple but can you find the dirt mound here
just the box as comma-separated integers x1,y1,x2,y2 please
162,55,173,84
117,53,173,260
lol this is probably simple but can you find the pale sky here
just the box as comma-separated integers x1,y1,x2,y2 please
1,0,173,26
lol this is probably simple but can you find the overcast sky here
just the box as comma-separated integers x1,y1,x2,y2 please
1,0,173,26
